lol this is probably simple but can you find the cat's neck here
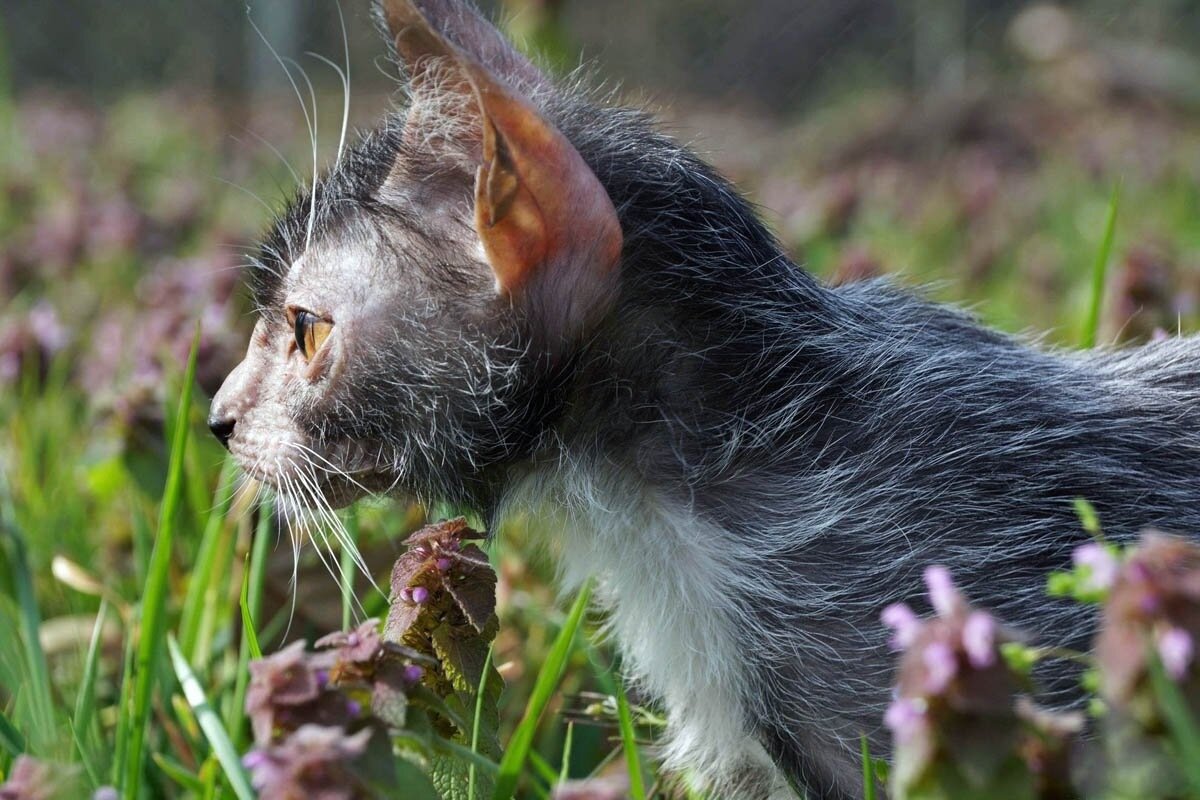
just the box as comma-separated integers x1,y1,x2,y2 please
500,457,792,797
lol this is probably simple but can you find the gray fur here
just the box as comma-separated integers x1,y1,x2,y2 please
211,4,1200,797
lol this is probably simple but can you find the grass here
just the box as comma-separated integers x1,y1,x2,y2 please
1080,184,1121,349
121,327,200,796
493,581,593,800
615,681,646,799
167,635,254,800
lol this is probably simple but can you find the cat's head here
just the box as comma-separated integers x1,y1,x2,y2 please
208,0,623,511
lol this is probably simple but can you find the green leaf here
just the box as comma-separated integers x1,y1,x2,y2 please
1079,184,1119,350
447,545,498,632
468,643,496,800
228,497,271,750
0,707,25,757
167,635,255,800
179,457,238,661
1147,649,1200,794
0,473,56,752
493,580,592,800
153,752,206,793
1072,497,1102,539
123,326,200,795
861,734,876,800
616,681,646,800
432,623,492,696
999,642,1040,676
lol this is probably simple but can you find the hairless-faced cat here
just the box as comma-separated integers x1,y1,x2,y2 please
208,1,1200,796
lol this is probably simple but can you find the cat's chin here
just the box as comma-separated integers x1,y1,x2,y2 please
316,471,402,510
240,461,396,512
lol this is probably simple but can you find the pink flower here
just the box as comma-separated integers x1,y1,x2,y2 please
1073,543,1118,592
924,565,960,617
1157,627,1194,680
315,619,381,664
242,725,370,799
884,697,927,742
881,602,921,650
962,611,996,668
923,641,958,693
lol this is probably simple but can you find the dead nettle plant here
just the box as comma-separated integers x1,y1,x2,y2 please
881,522,1200,800
240,518,501,800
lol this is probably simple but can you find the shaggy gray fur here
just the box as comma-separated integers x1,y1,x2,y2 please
235,5,1200,797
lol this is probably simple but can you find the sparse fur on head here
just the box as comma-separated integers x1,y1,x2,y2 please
212,2,1200,797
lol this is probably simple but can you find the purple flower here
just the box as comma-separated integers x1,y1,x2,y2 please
315,619,381,665
1073,543,1118,592
241,724,371,800
27,302,68,354
246,641,323,743
961,611,996,669
884,697,927,743
881,602,921,650
924,565,960,617
436,557,453,572
411,586,430,604
0,756,69,800
1157,627,1194,680
403,664,425,684
922,641,958,693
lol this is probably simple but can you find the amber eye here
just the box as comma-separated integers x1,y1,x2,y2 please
292,310,332,361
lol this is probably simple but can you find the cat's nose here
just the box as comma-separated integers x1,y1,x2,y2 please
207,414,236,449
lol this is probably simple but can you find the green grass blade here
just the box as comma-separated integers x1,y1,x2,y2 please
153,752,206,793
0,473,56,752
122,326,200,795
1148,652,1200,793
239,555,262,662
1080,183,1120,349
72,599,109,743
0,708,25,757
340,507,359,630
492,580,592,800
860,734,876,800
67,720,100,787
558,721,574,785
240,498,272,662
229,497,272,747
168,636,255,800
615,681,646,800
468,643,495,800
179,457,238,661
524,752,555,799
111,615,137,785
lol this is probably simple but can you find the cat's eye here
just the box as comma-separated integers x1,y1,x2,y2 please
291,309,332,361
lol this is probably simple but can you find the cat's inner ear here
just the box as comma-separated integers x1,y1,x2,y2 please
380,0,623,349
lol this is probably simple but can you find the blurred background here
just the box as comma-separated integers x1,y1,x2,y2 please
2,0,1200,793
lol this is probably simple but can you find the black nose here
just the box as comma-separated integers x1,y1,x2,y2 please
208,415,235,449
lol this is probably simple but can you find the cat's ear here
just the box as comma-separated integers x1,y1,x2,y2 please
379,0,623,350
377,0,546,96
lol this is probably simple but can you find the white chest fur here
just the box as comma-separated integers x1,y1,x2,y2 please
504,462,790,797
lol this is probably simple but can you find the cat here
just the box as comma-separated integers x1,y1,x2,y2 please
208,1,1200,797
